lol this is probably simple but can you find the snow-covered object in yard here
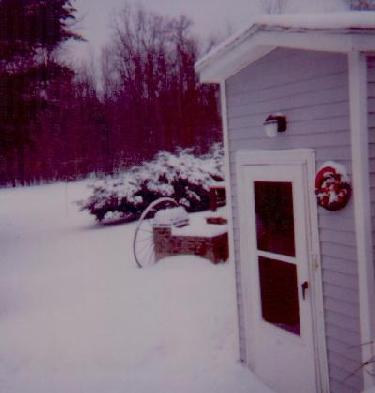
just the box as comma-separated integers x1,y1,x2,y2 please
80,143,225,222
207,205,228,219
172,222,228,238
171,208,228,238
154,206,190,227
104,210,126,222
210,180,226,188
102,210,136,225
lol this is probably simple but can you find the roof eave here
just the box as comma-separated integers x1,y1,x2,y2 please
196,28,375,83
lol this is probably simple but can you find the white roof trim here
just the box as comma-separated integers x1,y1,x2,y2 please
196,12,375,83
256,11,375,31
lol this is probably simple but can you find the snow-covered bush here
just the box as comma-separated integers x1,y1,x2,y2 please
80,144,224,223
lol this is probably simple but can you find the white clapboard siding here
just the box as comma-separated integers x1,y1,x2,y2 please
330,379,363,393
368,56,375,393
323,255,359,276
229,72,348,106
231,116,351,138
229,101,350,128
368,55,375,296
229,87,349,119
226,48,363,393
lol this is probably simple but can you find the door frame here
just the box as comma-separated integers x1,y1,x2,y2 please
235,149,330,393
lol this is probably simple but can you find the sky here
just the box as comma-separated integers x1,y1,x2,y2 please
68,0,262,65
67,0,349,66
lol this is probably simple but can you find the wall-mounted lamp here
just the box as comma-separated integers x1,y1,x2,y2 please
263,114,287,138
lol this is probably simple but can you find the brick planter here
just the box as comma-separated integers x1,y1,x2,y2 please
153,225,228,264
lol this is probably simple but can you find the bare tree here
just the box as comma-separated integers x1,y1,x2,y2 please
100,3,221,160
0,1,222,185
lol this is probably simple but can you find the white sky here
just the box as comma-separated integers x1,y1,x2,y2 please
67,0,263,65
66,0,349,66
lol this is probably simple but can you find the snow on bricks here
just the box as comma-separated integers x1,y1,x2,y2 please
153,206,190,227
154,226,228,264
153,208,229,264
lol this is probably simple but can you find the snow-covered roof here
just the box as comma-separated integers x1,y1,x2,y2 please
256,11,375,31
196,11,375,82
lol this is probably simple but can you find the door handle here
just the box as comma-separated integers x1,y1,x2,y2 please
301,281,309,300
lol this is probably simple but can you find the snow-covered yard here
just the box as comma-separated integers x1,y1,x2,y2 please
0,181,274,393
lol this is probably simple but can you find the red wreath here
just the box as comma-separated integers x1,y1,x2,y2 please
315,164,352,211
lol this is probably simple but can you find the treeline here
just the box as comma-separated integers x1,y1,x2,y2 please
0,1,221,186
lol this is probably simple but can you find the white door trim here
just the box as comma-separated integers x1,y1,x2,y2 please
219,81,241,362
235,149,330,393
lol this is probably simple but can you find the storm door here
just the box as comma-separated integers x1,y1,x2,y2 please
238,163,319,393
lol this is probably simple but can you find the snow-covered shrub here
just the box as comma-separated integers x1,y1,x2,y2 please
80,144,224,223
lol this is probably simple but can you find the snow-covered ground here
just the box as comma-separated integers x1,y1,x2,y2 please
0,181,275,393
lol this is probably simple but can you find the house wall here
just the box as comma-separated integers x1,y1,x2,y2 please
225,48,363,393
368,55,375,354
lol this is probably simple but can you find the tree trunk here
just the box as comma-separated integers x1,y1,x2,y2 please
17,145,25,185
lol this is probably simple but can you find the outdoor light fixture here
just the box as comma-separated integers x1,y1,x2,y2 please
263,114,287,137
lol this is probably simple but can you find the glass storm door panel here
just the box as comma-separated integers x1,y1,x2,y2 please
255,181,295,256
258,256,300,335
238,162,317,393
255,180,300,335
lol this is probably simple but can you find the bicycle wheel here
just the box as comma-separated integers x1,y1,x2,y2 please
133,197,178,268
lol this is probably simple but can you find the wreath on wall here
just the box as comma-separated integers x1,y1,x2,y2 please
315,161,352,211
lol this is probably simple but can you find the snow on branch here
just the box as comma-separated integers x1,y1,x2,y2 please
79,143,225,224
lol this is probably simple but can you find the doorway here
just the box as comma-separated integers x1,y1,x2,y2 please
236,150,328,393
